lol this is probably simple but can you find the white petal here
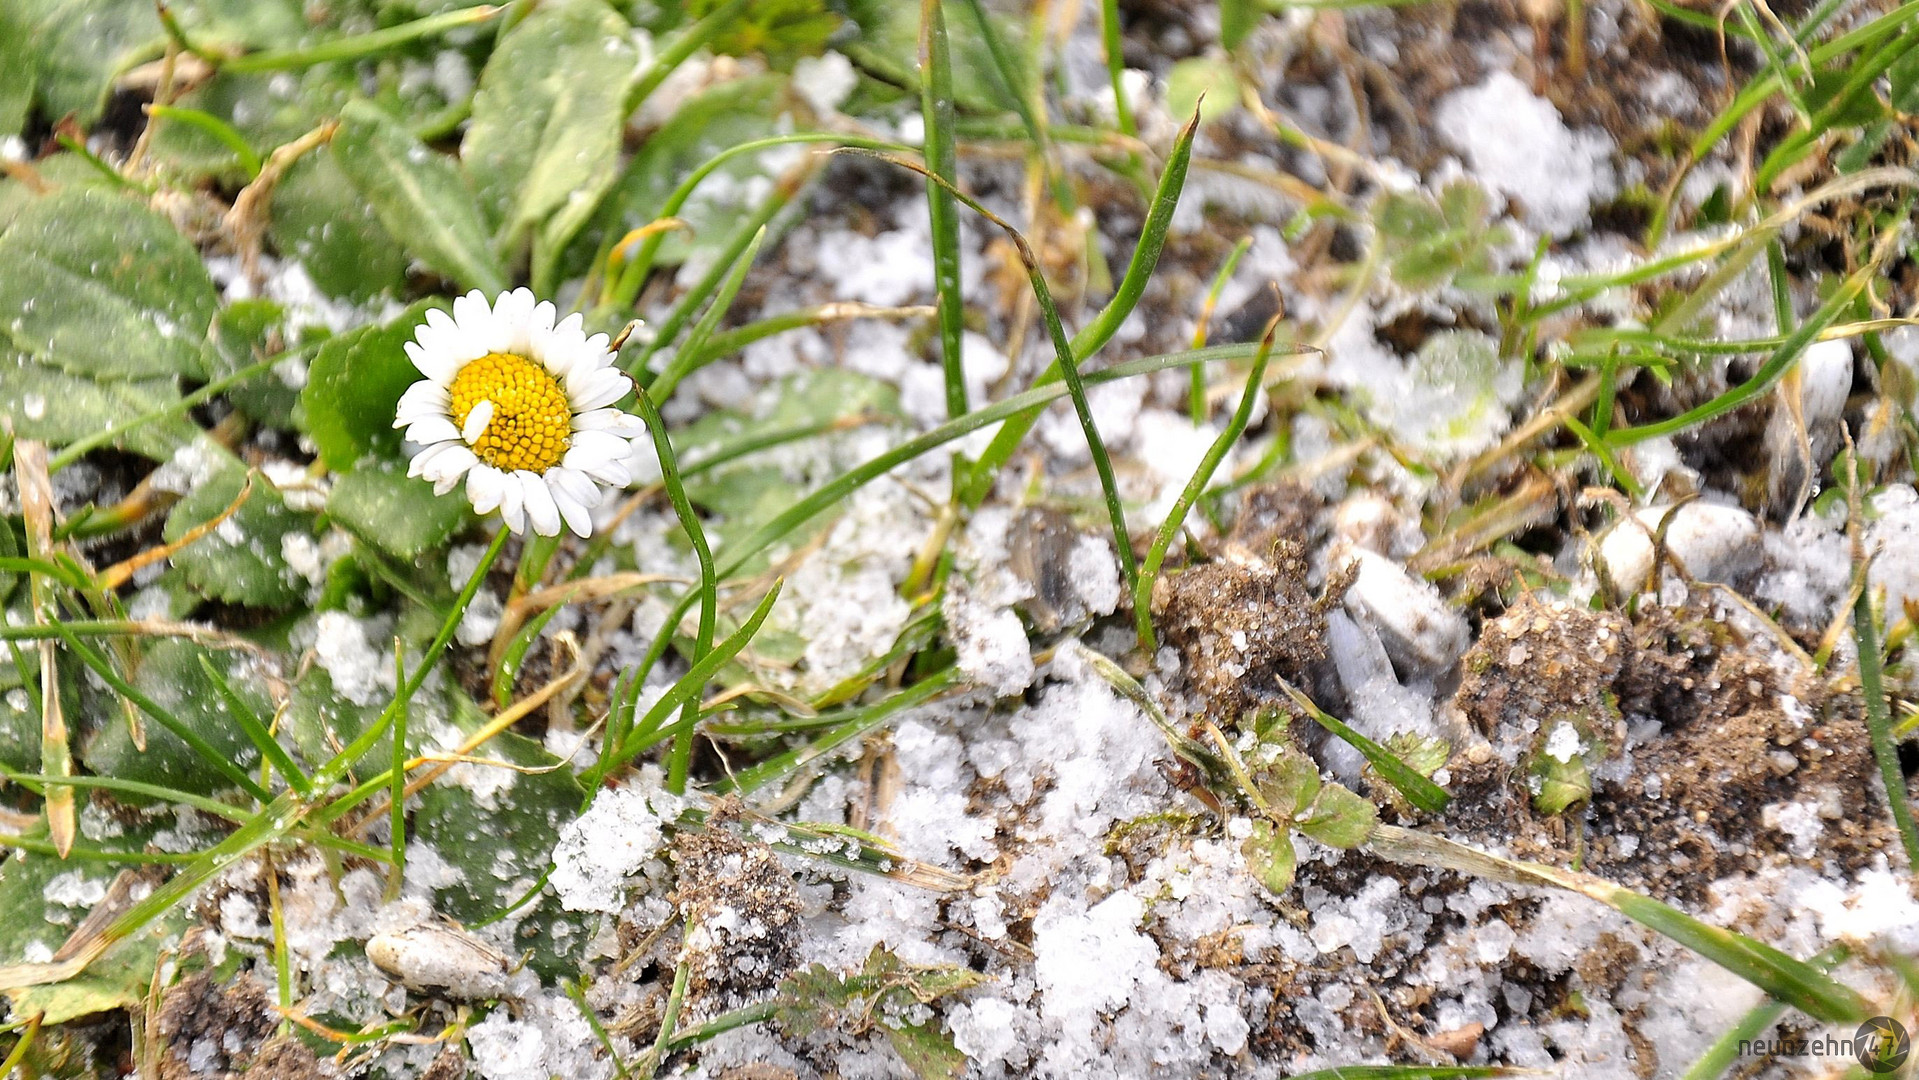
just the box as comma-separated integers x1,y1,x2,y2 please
404,340,459,384
452,289,490,332
570,407,628,432
432,471,462,496
546,466,602,510
494,289,537,353
462,400,495,445
407,441,453,478
553,486,594,538
394,381,451,427
531,300,557,334
567,369,630,411
403,416,462,446
467,465,507,515
422,445,478,483
498,473,526,533
568,429,629,465
519,471,561,536
564,445,631,486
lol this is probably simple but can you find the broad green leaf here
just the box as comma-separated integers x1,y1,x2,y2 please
210,298,303,427
329,459,469,559
1376,181,1502,292
1295,783,1379,849
161,449,309,609
331,98,507,295
300,298,444,471
81,639,273,796
0,827,185,1025
883,1018,971,1080
696,0,841,68
1166,57,1240,123
0,185,218,381
0,353,196,459
410,725,592,980
0,5,35,137
589,74,791,272
1219,0,1260,49
1242,818,1296,893
23,0,161,127
268,153,410,301
463,0,636,290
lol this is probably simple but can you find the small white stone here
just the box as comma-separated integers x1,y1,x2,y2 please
365,922,511,1000
1597,502,1761,591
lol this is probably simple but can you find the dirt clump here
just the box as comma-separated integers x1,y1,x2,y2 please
1152,535,1349,721
672,822,804,1014
1446,589,1891,900
156,972,331,1080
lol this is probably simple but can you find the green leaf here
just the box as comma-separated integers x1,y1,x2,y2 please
147,67,354,186
22,0,161,127
0,355,196,460
300,298,444,471
463,0,637,291
410,725,593,980
0,839,189,1024
593,73,791,269
331,99,507,295
1165,56,1240,122
841,0,1020,112
80,639,274,797
1295,783,1379,849
0,185,218,381
329,459,469,559
161,450,309,608
883,1018,970,1080
0,5,35,138
1219,0,1261,49
1242,818,1297,893
1377,181,1503,291
267,155,411,301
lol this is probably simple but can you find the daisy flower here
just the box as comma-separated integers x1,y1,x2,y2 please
393,288,645,538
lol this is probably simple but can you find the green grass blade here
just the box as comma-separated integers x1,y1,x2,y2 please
197,654,311,797
1136,320,1280,649
619,582,784,762
1279,679,1452,814
222,3,504,72
921,0,969,420
48,624,271,802
649,226,767,403
601,133,909,311
312,528,510,790
960,108,1201,505
1605,249,1883,446
1284,1069,1516,1080
1856,569,1919,866
630,343,1261,689
623,0,748,116
629,386,719,795
712,666,962,795
1098,0,1139,138
1679,947,1846,1080
1190,235,1254,424
1367,827,1875,1024
386,644,408,901
145,105,262,178
626,176,810,381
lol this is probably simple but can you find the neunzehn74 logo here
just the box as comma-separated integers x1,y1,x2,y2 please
1739,1016,1910,1074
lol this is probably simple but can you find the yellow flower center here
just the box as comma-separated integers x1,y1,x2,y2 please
447,352,572,473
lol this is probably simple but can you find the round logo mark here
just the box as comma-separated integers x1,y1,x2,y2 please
1857,1016,1911,1075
